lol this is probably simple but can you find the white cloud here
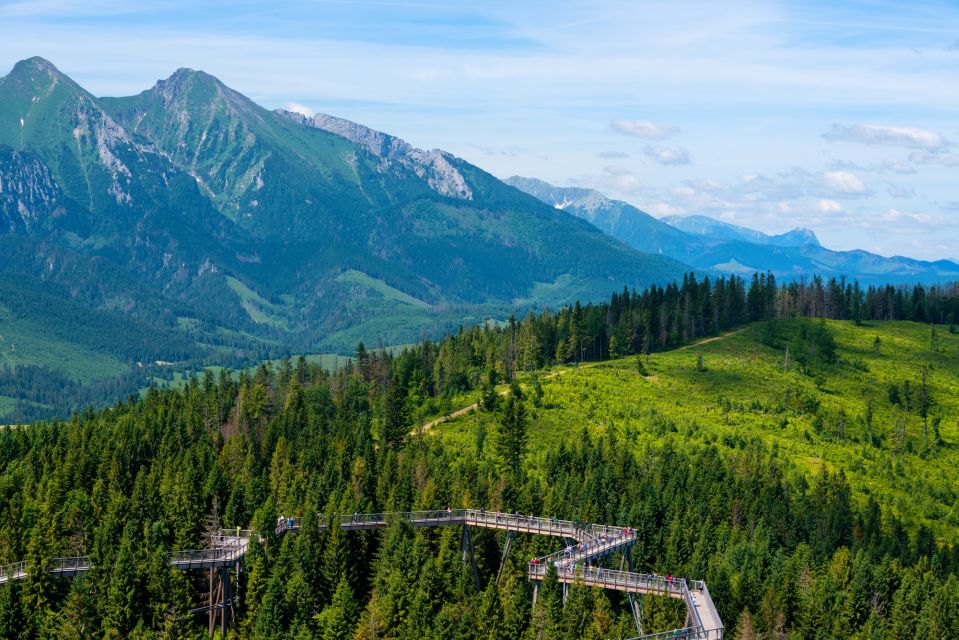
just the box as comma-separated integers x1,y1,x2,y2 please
879,208,933,226
572,172,646,196
643,144,690,165
610,119,679,140
670,185,697,197
608,174,645,193
817,199,842,213
284,101,315,117
909,150,959,166
880,159,916,174
603,165,631,175
824,170,865,194
823,123,947,150
887,184,916,199
646,201,684,216
830,158,917,175
598,151,630,159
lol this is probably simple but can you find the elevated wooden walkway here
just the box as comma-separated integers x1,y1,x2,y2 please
0,509,722,638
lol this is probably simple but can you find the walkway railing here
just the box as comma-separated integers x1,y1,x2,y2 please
286,509,596,542
318,509,466,529
535,529,636,568
680,580,706,636
528,564,688,599
628,627,699,640
48,556,93,575
0,509,721,638
628,627,724,640
464,509,596,542
0,561,25,584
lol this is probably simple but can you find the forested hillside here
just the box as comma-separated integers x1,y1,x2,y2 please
2,275,959,638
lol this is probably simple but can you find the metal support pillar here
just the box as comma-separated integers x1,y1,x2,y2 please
461,524,480,590
220,566,231,633
208,568,216,637
624,547,644,635
562,582,568,605
532,580,540,611
496,530,516,585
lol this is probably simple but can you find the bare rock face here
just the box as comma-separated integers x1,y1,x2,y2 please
0,147,69,233
280,110,473,200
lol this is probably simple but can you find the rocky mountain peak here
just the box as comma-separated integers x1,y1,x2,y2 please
2,56,81,101
277,109,473,200
783,227,820,247
12,56,60,76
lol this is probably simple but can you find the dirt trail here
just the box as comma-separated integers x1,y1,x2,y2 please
413,360,605,435
677,327,746,349
414,328,745,435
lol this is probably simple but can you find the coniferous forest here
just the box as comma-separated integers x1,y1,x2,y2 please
2,274,959,639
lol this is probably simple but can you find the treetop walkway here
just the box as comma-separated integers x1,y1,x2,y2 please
0,508,723,639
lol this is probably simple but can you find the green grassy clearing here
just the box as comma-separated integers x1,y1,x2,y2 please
0,305,129,382
336,269,431,308
432,319,959,543
225,276,290,328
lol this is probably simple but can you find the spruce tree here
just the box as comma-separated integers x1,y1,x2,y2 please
315,577,359,640
494,382,528,477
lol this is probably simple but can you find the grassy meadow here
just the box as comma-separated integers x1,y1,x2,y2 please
0,304,129,383
431,319,959,543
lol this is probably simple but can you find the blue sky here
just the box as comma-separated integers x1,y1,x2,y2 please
2,0,958,260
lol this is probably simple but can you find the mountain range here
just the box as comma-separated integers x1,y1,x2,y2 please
505,176,959,284
2,56,957,420
0,56,690,419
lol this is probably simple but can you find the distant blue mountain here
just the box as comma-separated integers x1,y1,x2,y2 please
505,176,959,284
661,214,820,248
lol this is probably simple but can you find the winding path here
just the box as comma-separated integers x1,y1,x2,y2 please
416,328,747,435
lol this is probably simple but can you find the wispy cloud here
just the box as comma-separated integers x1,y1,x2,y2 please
644,145,690,165
284,101,315,117
823,123,947,150
610,119,679,140
824,170,866,194
817,199,842,213
572,172,646,196
830,158,916,175
598,150,629,159
909,150,959,166
887,184,916,199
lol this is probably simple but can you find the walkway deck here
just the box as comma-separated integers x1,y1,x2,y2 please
0,509,722,638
